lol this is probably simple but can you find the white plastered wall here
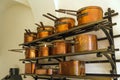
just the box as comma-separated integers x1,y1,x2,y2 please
0,1,34,80
0,0,120,80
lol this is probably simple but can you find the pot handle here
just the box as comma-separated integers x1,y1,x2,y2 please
58,9,77,12
55,10,77,16
47,13,58,19
43,14,56,21
40,22,45,30
77,12,88,18
35,23,41,27
25,29,29,34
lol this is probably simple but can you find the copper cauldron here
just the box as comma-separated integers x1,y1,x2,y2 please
75,34,98,52
77,6,103,25
59,60,85,76
38,43,52,57
25,47,38,59
25,63,35,74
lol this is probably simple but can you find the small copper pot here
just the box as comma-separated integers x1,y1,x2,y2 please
74,34,98,52
52,40,72,55
35,68,52,75
55,22,70,33
24,33,36,42
38,43,52,57
59,60,85,76
25,47,38,59
56,17,75,29
25,63,35,74
77,6,103,25
37,26,55,34
37,30,52,38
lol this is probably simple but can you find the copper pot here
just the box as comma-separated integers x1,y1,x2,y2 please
24,33,36,43
25,63,35,74
65,40,73,53
75,34,98,52
59,60,85,76
38,43,52,57
51,40,72,55
43,13,75,31
55,22,70,33
37,30,52,38
56,17,75,29
35,68,52,75
25,47,38,59
77,6,103,25
52,40,67,55
37,26,55,34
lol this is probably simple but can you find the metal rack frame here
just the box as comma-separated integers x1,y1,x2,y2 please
9,8,120,80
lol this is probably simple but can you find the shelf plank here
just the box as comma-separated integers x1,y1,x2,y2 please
27,59,120,65
19,19,108,46
19,48,115,61
21,73,120,79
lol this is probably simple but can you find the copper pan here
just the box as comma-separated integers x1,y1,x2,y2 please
59,60,85,76
74,34,98,52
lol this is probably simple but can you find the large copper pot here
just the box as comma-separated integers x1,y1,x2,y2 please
75,34,98,52
52,40,72,55
37,30,52,38
38,43,52,57
55,6,103,26
24,32,36,43
77,6,103,25
25,47,38,59
59,60,85,76
25,63,35,74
